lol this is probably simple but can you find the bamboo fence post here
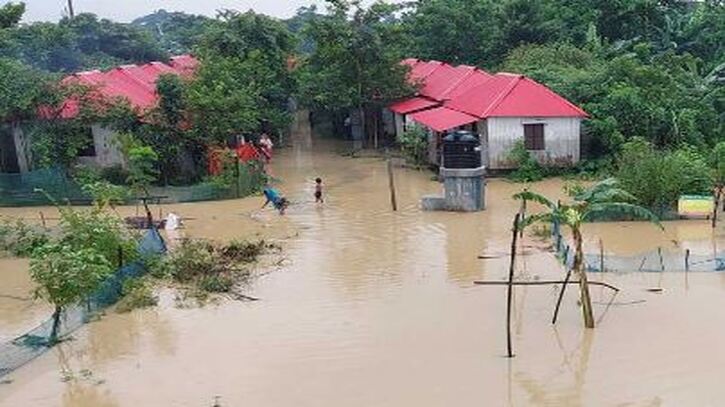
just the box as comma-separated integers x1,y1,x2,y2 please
387,159,398,212
38,211,47,229
685,249,690,272
506,214,520,358
599,239,605,273
658,247,665,272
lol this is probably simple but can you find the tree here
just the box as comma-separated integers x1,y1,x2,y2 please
298,0,415,146
131,9,215,54
126,145,159,197
0,2,25,29
197,10,297,135
514,179,661,328
185,55,262,144
30,244,113,341
0,58,56,122
402,0,502,66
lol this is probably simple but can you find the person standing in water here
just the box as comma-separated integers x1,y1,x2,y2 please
262,186,289,215
314,177,324,204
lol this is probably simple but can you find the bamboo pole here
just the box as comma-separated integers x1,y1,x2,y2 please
506,214,520,358
474,280,620,292
599,239,605,273
712,187,721,229
685,249,690,272
387,159,397,211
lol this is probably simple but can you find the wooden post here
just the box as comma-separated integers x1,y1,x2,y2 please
658,247,665,272
235,159,241,198
387,159,397,212
506,214,520,358
599,239,605,273
117,246,124,268
67,0,75,18
685,249,690,272
712,187,721,228
39,211,47,229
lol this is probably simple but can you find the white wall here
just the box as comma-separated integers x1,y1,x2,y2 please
486,117,581,170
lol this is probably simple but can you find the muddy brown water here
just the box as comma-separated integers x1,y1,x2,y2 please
2,114,725,406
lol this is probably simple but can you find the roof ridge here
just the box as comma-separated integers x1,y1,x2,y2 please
480,75,523,118
522,77,589,117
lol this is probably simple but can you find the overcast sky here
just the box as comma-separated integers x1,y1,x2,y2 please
13,0,394,23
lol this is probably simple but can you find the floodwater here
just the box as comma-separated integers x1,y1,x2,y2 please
2,113,725,406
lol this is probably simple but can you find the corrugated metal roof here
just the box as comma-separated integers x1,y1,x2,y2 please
389,97,440,114
49,55,198,119
446,73,588,118
409,106,478,132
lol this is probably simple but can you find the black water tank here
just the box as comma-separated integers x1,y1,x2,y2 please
442,130,481,169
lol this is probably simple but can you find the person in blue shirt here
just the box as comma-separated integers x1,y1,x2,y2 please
262,186,289,215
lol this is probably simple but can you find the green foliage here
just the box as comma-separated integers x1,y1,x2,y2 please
0,58,56,122
711,142,725,188
397,125,428,167
30,244,114,309
55,206,137,265
297,0,415,115
126,145,159,196
0,12,167,72
616,138,712,214
0,2,25,29
193,10,296,136
131,9,214,54
72,165,129,208
185,55,261,143
507,141,544,182
153,238,274,298
0,218,49,257
116,277,158,313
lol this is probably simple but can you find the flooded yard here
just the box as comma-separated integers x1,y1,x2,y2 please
2,115,725,406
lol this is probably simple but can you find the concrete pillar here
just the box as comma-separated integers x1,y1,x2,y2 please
421,166,486,212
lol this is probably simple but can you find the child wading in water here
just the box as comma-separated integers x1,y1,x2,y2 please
262,186,289,215
314,178,324,204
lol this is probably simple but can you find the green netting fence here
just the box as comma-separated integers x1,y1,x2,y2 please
0,164,267,207
550,218,725,273
0,228,166,378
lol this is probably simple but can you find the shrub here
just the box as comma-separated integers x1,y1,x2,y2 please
0,218,49,257
116,278,158,313
397,124,428,167
616,138,712,214
507,141,544,182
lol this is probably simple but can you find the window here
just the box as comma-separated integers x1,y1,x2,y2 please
77,127,96,157
524,123,545,151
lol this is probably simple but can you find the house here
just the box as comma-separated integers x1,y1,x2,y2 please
2,55,199,173
387,59,588,170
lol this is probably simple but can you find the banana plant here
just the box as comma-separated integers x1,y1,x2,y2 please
514,178,662,328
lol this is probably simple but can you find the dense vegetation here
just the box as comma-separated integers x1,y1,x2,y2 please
0,0,723,212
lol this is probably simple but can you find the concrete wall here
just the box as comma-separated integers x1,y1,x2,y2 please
12,124,32,173
486,117,581,170
90,124,124,167
394,113,404,140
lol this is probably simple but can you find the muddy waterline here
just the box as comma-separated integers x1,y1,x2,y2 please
2,115,725,406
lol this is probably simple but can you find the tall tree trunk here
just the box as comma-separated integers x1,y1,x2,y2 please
574,228,595,328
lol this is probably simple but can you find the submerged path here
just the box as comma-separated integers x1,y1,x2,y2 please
2,113,725,406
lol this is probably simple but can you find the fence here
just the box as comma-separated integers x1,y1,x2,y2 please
550,218,725,273
0,163,266,207
0,228,166,378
